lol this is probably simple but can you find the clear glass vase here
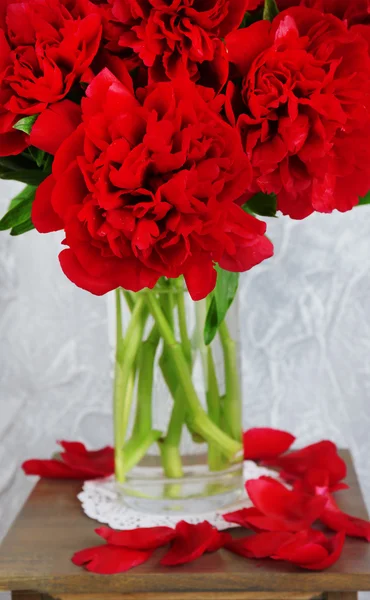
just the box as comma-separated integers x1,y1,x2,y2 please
112,279,244,513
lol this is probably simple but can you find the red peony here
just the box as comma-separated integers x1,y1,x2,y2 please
246,0,370,24
31,69,273,300
101,0,247,90
298,1,370,24
0,0,102,156
226,8,370,219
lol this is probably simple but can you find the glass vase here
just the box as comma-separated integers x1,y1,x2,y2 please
112,278,244,513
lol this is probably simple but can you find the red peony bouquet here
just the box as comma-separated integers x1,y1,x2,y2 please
2,0,370,297
2,0,370,520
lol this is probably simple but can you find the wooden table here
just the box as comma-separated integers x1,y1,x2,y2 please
0,450,369,600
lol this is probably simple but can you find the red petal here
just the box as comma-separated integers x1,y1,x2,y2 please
293,468,350,496
30,100,81,155
84,68,138,120
245,478,327,531
225,21,272,75
264,441,346,486
220,235,274,273
61,446,114,477
31,175,64,233
219,207,274,273
0,130,28,156
274,530,345,571
305,532,345,571
184,256,217,301
224,507,263,529
59,249,121,296
22,441,114,479
22,459,90,479
160,521,221,566
224,506,304,533
96,526,176,549
206,531,232,553
218,0,248,36
320,495,370,542
58,441,88,455
245,0,262,7
274,532,328,565
60,249,159,296
226,531,293,559
243,428,296,460
72,544,152,574
53,125,85,179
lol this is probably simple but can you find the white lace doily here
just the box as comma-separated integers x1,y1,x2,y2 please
78,461,277,531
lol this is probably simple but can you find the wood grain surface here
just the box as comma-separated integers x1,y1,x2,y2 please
0,451,369,596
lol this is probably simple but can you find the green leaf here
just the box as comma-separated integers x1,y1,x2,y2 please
13,114,38,135
239,7,264,28
0,165,48,185
7,185,37,211
10,218,35,236
263,0,279,20
204,267,239,345
358,191,370,206
243,192,277,217
239,11,251,28
0,185,36,231
204,297,219,346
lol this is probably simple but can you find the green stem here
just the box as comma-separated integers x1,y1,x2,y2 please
219,320,242,442
161,286,204,446
161,279,175,330
122,289,135,311
132,326,160,440
176,278,192,366
146,291,242,460
159,376,186,479
113,289,125,482
206,346,223,471
158,282,186,478
160,443,184,478
194,299,208,388
123,429,162,474
114,294,148,483
120,298,148,443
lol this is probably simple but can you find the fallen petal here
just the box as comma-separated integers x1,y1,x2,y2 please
273,530,345,571
226,531,293,558
160,521,222,566
72,544,152,574
243,428,295,461
96,526,176,549
320,495,370,542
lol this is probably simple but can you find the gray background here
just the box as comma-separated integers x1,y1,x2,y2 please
1,179,370,595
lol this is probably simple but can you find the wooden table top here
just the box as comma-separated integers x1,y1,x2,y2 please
0,450,369,596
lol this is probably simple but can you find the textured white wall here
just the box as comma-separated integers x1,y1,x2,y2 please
1,180,370,589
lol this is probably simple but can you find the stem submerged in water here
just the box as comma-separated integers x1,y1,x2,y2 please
206,346,223,470
219,320,242,443
113,289,125,482
113,293,148,483
132,326,160,440
113,280,243,485
146,291,242,460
